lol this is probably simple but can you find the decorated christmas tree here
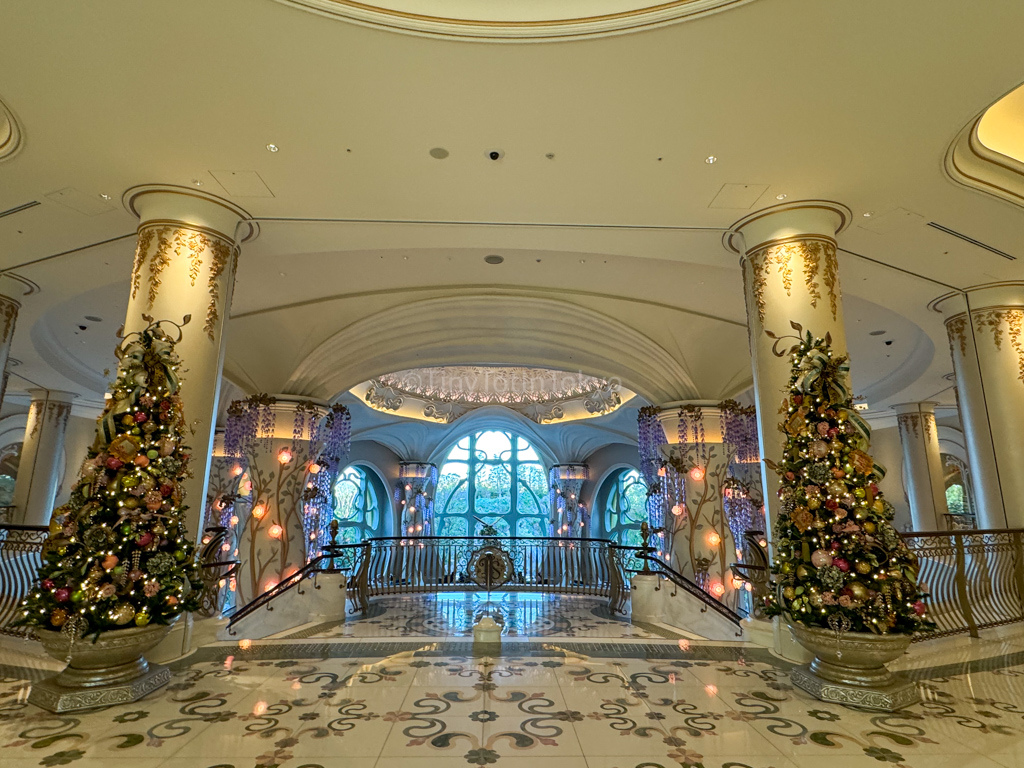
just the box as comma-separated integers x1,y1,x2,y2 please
764,327,933,635
18,317,200,637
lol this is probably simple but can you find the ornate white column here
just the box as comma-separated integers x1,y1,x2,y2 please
12,389,74,525
726,201,852,537
658,402,737,604
933,282,1024,529
123,185,255,541
233,397,329,605
0,294,19,411
894,402,948,532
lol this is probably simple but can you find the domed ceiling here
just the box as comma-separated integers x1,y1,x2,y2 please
271,0,754,40
352,365,635,424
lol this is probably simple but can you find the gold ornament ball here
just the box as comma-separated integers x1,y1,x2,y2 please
111,603,136,625
796,565,809,579
123,497,139,510
134,611,151,627
50,608,68,627
863,521,877,534
782,586,796,600
121,415,135,427
855,561,872,575
848,582,869,600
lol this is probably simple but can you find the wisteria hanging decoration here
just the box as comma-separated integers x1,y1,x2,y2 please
719,399,759,465
303,404,352,553
224,394,277,458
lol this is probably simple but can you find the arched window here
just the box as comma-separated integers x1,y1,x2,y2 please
602,468,649,549
435,430,548,537
333,465,383,543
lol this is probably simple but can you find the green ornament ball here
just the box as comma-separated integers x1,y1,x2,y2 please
147,450,159,460
854,488,866,499
121,523,132,535
71,590,84,603
122,476,138,489
173,549,186,562
134,612,151,627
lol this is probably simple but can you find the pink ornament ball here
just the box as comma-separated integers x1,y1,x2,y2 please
833,557,850,572
913,600,926,616
136,532,154,547
810,549,833,568
54,588,70,602
42,578,55,590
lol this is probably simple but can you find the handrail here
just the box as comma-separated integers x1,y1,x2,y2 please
635,551,744,628
226,542,368,633
225,554,328,633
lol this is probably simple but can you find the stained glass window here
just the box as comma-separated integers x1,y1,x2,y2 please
435,431,548,538
603,468,649,550
333,465,382,543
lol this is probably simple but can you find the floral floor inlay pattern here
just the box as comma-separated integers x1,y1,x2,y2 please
0,594,1021,768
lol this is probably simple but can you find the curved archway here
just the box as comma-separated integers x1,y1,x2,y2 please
285,293,697,405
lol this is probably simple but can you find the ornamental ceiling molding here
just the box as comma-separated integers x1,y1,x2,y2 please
270,0,757,41
945,84,1024,211
286,293,699,404
355,365,631,425
0,95,23,162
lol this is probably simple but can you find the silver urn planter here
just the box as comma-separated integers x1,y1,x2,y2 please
29,619,177,712
787,621,919,712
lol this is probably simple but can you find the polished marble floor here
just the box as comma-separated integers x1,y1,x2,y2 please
1,593,1023,768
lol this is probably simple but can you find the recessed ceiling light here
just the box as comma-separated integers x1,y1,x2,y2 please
854,403,870,411
84,315,102,322
705,156,717,164
776,194,787,200
545,153,555,160
863,211,874,217
191,179,203,187
484,254,504,265
99,193,111,201
266,143,279,152
869,329,886,336
429,147,449,159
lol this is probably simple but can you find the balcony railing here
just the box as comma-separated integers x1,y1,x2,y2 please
903,528,1024,640
0,524,48,637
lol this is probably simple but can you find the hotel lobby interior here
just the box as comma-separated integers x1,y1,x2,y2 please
1,2,1024,767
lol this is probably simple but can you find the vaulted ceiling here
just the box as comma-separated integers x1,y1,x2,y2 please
1,0,1023,440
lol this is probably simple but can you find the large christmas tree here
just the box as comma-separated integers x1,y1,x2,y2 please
18,318,200,637
765,328,933,635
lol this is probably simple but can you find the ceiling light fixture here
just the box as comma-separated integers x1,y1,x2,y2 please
429,147,449,159
191,179,203,187
863,211,874,217
99,193,111,200
705,155,717,164
484,254,504,265
776,193,787,200
266,143,279,152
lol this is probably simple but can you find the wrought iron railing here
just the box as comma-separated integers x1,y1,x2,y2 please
196,526,240,618
635,551,744,630
328,535,630,614
0,524,47,637
903,528,1024,641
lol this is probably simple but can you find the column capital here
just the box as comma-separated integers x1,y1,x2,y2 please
122,184,259,244
656,400,726,443
724,200,852,256
930,281,1024,319
0,293,22,311
26,388,77,404
891,402,938,416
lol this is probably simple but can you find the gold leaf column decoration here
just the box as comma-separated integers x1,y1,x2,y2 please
971,307,1024,384
205,239,236,342
822,241,839,320
801,241,822,308
945,315,968,358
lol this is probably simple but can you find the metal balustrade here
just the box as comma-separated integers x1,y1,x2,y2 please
902,528,1024,640
0,524,47,637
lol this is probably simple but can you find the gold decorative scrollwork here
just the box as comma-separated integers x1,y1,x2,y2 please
130,222,238,342
897,413,921,440
970,307,1024,384
0,296,18,344
945,315,968,358
746,238,839,327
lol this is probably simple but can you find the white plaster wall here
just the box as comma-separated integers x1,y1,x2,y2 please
869,425,912,532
